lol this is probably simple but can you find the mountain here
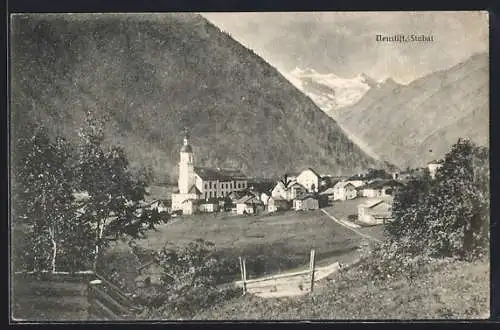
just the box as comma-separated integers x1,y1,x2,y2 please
11,13,380,184
331,53,489,169
284,68,373,113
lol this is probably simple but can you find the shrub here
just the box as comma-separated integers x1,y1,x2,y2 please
133,239,241,319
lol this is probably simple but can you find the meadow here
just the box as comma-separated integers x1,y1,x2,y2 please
104,208,384,287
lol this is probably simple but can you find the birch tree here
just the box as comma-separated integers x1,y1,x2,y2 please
13,127,75,272
75,111,166,271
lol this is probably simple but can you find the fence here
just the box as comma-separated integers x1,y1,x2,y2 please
11,271,95,321
235,249,341,298
87,273,142,320
11,270,142,321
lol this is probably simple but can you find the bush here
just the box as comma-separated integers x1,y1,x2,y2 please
133,239,241,319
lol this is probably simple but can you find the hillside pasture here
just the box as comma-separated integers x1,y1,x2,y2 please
194,259,489,319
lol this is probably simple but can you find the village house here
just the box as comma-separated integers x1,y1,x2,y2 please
180,198,198,215
293,194,319,211
148,200,171,214
357,180,403,198
198,200,220,213
427,159,444,179
171,131,249,214
346,180,365,188
134,260,164,289
246,179,274,206
235,194,263,215
268,196,290,213
332,181,357,201
296,168,321,193
271,180,307,201
357,198,394,225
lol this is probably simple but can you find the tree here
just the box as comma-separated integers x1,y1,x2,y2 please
75,111,167,270
13,127,76,272
364,168,392,181
426,139,489,258
134,164,156,185
386,138,489,260
385,170,433,244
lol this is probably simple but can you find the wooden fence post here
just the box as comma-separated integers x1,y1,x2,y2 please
239,256,247,295
309,249,316,292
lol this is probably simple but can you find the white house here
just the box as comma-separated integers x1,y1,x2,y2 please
427,160,444,179
268,196,290,213
271,180,307,201
357,198,393,225
180,199,198,215
332,182,357,201
198,201,219,213
296,168,321,193
148,200,171,213
293,195,319,211
235,195,262,215
358,180,403,198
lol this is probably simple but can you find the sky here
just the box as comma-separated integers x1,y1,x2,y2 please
202,11,489,84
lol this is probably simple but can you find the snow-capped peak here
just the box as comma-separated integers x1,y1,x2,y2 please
285,67,373,111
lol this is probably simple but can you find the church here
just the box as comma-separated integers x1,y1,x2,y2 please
171,132,249,215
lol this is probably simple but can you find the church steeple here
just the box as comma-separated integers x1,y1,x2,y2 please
183,127,189,145
178,128,194,194
180,128,193,153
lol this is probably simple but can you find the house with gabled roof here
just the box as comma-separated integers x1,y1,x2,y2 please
332,181,357,201
357,198,394,225
427,159,444,179
180,198,198,215
271,180,307,201
346,180,366,188
293,194,319,211
296,168,321,193
357,179,404,198
268,196,291,213
235,194,263,215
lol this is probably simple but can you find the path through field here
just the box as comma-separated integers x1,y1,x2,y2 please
226,207,384,299
320,209,382,243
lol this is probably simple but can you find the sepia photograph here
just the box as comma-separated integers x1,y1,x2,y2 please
9,11,490,321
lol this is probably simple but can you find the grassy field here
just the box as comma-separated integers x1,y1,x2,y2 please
193,258,489,320
322,197,368,220
104,208,384,286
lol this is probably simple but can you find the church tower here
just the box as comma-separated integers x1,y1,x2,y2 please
178,130,195,194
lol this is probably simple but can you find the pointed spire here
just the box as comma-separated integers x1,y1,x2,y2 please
183,127,189,146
